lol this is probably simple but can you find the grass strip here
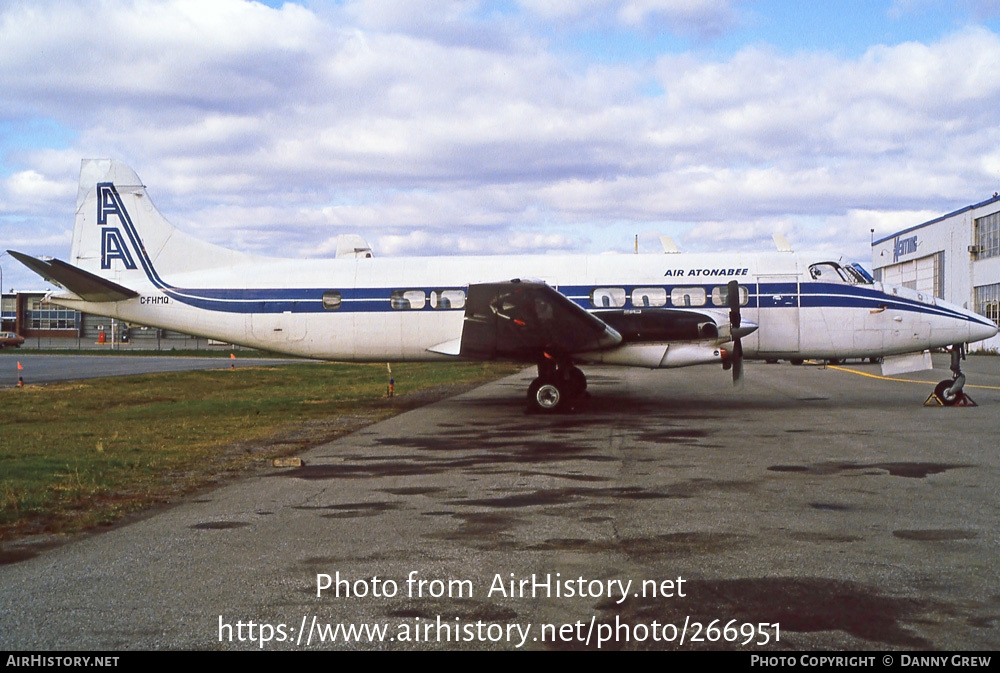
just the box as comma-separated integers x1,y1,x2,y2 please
0,361,520,540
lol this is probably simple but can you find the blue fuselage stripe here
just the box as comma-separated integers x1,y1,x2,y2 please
136,280,990,326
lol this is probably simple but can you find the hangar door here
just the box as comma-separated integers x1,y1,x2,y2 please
880,253,943,298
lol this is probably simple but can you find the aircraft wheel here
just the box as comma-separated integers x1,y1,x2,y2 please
527,377,541,401
934,379,958,406
790,358,803,366
529,379,564,413
566,366,587,397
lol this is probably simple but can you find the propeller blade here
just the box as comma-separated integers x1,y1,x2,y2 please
732,338,744,388
727,280,741,329
727,280,744,388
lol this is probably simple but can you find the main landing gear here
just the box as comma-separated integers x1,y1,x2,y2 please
526,359,587,413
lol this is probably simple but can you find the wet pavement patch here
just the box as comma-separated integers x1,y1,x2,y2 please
767,462,969,479
0,539,64,566
531,532,739,557
453,490,578,508
789,531,862,543
869,463,969,479
635,429,709,443
293,502,400,519
967,615,996,628
427,512,522,549
276,446,618,480
449,485,695,509
893,529,978,541
592,577,931,650
190,521,250,530
517,471,611,483
809,502,852,511
380,487,445,496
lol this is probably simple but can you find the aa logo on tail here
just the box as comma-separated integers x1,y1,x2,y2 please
101,228,136,270
97,182,138,270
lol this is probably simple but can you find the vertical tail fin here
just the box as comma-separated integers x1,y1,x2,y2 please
69,159,254,287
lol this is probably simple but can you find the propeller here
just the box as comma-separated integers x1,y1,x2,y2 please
727,280,744,388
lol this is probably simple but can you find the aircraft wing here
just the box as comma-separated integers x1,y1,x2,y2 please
7,251,139,302
459,280,622,360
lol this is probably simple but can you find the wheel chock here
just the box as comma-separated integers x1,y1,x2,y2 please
923,392,978,407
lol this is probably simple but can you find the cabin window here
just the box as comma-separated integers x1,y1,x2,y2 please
430,289,466,310
590,288,626,308
631,287,667,307
322,291,342,310
710,285,749,307
670,287,706,307
390,290,426,310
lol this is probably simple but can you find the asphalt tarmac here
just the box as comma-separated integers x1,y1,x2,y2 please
1,356,998,651
0,353,302,388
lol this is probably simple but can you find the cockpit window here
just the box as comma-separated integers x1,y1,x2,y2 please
808,262,874,285
848,263,875,284
809,263,847,283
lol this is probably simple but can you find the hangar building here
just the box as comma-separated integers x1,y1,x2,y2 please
872,195,1000,352
1,290,223,350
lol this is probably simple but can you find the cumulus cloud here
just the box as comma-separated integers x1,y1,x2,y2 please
2,169,75,212
518,0,741,37
1,0,999,289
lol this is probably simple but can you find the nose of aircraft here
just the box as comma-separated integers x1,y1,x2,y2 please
933,296,998,345
969,314,999,343
952,300,999,343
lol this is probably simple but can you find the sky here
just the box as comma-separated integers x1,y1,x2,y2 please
3,0,1000,291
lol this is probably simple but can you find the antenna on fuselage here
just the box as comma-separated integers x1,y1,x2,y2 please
660,236,681,253
772,233,793,252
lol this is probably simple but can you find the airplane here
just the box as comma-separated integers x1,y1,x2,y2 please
9,159,999,412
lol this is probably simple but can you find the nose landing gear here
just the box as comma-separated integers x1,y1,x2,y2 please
927,344,977,407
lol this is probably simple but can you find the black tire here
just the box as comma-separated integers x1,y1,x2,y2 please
934,379,959,406
527,377,541,402
566,366,587,397
790,358,803,366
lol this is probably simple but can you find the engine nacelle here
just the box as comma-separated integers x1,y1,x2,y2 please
578,342,724,369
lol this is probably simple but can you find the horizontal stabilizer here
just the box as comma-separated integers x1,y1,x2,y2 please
7,250,139,302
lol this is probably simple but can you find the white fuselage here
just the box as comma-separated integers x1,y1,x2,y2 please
50,250,998,366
